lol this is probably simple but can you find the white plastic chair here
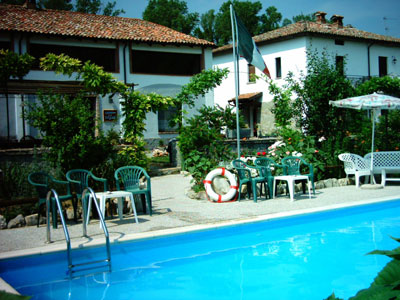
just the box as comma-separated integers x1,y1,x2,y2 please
338,153,373,188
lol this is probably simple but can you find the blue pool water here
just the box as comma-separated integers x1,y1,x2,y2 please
1,199,400,300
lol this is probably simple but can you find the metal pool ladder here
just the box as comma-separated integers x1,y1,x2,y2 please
46,187,112,276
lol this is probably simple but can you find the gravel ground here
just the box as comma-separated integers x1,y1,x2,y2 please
0,173,399,257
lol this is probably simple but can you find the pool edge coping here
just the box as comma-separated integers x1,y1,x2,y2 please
0,195,399,261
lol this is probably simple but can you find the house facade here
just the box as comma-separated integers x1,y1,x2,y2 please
213,12,400,138
0,2,214,146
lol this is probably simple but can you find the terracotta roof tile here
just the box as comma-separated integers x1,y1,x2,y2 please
214,20,400,53
228,92,263,105
0,4,214,47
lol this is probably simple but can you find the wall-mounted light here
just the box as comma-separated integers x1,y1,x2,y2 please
392,56,397,65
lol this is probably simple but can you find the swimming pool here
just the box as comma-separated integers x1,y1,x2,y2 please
1,199,399,300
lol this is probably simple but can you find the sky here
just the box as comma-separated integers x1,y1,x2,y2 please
116,0,400,38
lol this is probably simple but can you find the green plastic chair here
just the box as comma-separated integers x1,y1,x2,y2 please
281,156,315,194
232,159,267,202
114,166,152,216
66,169,108,221
254,157,285,199
28,172,76,229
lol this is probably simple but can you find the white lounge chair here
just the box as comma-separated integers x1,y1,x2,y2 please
338,153,372,188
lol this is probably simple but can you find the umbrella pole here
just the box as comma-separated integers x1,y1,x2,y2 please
370,109,375,184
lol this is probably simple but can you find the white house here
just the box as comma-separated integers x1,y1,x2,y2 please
0,1,214,147
213,12,400,137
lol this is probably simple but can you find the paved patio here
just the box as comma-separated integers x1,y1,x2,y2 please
0,173,399,259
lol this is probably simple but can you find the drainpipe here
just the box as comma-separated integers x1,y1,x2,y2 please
19,33,27,140
367,43,374,79
123,42,127,84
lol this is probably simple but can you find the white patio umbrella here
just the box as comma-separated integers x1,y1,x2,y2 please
329,93,400,183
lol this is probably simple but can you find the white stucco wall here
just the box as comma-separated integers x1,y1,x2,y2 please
213,37,308,108
1,33,214,141
213,35,400,109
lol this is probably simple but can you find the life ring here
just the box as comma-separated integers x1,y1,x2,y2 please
203,168,238,202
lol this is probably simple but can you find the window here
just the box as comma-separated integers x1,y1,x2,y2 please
158,106,179,133
379,56,388,77
248,64,256,83
0,41,11,51
131,50,201,76
29,43,118,72
336,56,344,75
335,39,344,45
275,57,281,78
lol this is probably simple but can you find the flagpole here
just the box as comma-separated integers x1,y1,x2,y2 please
230,4,241,158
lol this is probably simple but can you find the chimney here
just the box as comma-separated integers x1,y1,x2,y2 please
331,14,344,28
23,0,36,9
315,11,327,24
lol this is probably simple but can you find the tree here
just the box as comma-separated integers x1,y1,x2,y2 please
25,54,126,172
281,13,316,26
142,0,199,35
287,49,356,139
193,9,217,44
258,6,282,34
75,0,124,16
0,0,25,4
178,105,237,191
38,0,73,10
268,48,360,173
356,76,400,151
2,0,126,16
214,0,262,46
103,1,125,16
75,0,100,14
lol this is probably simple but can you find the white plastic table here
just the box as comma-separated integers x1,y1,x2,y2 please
88,191,139,227
273,175,311,202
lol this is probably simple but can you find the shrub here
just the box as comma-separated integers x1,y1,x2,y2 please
178,105,237,191
25,93,117,173
260,127,326,180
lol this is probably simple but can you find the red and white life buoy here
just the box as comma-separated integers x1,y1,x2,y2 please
203,168,238,202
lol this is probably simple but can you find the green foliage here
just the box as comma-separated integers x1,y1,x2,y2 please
171,68,230,129
0,49,34,82
0,158,53,199
263,127,326,180
40,54,126,95
102,1,125,16
119,91,174,167
266,49,399,179
37,0,73,10
258,6,282,33
24,93,116,172
268,80,295,128
283,13,316,26
355,76,400,152
178,105,237,190
193,9,217,44
214,0,262,45
142,0,199,35
287,48,356,139
327,237,400,300
356,76,400,97
75,0,124,16
0,290,31,300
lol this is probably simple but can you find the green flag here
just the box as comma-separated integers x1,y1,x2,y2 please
234,10,271,78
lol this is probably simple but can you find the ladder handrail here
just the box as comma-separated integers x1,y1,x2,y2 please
45,187,112,275
46,189,72,269
81,187,111,270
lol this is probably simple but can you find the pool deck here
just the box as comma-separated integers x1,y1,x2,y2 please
0,173,399,259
